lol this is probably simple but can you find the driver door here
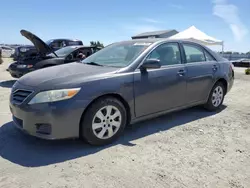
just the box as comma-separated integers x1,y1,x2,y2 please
133,42,187,117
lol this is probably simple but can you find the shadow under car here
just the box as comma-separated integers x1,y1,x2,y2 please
0,105,226,167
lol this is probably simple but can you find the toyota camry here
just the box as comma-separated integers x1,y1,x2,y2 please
9,39,234,145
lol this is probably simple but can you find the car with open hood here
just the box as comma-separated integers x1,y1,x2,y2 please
13,30,83,61
9,38,234,145
8,30,102,78
0,45,15,57
230,58,250,67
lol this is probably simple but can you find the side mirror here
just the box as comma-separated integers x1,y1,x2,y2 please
140,59,161,70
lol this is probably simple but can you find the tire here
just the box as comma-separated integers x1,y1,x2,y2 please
80,97,127,146
204,82,225,111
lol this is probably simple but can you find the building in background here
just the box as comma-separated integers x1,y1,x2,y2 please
131,29,178,39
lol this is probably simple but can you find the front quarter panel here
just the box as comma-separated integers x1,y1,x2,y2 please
74,72,135,120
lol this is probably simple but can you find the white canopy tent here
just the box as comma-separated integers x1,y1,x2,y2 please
169,26,224,52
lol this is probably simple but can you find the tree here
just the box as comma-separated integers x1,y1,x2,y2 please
90,41,104,48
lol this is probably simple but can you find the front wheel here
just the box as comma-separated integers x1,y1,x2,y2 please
80,97,127,145
204,82,225,111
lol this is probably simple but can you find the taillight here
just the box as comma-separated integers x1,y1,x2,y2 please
230,63,234,78
230,63,234,70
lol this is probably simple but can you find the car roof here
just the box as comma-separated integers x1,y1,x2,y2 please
114,38,225,62
118,38,205,44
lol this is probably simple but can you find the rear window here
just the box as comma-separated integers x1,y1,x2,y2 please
183,44,206,63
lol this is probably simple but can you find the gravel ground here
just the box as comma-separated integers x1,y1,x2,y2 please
0,58,250,188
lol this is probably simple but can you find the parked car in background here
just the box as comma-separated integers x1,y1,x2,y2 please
13,30,83,61
13,45,38,60
9,39,234,145
9,45,102,79
8,30,101,78
8,45,101,78
230,58,250,67
0,45,15,57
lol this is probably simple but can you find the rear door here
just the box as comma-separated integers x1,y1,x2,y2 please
182,42,219,104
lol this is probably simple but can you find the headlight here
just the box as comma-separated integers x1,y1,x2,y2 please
17,64,33,68
19,48,29,52
28,88,81,104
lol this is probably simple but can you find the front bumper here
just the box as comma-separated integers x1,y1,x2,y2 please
9,100,85,140
8,64,33,78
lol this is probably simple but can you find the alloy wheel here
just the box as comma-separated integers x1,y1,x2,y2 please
92,105,122,139
212,86,224,107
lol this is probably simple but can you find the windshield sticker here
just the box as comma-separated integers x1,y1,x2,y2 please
133,42,152,46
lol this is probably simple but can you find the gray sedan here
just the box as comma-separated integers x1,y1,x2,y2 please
9,39,234,145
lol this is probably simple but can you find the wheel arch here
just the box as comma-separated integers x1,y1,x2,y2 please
79,93,131,137
206,78,228,102
215,78,228,93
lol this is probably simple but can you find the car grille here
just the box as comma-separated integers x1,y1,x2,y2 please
12,90,33,104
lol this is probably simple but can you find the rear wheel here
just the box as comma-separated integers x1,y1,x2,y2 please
80,97,127,145
204,82,225,111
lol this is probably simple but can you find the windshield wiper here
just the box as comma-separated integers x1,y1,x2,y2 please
84,62,103,66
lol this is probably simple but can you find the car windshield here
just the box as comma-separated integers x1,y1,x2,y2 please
81,41,152,67
50,46,78,57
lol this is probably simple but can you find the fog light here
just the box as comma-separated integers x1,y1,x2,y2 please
35,123,51,135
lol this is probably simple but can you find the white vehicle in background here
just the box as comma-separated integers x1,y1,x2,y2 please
0,46,15,57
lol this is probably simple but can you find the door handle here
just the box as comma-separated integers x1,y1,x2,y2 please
212,65,218,71
177,69,186,76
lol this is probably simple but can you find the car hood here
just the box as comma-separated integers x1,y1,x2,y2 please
18,62,120,89
20,30,54,56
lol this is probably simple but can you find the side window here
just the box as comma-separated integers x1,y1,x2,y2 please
146,43,181,66
67,41,83,46
60,40,67,47
50,41,61,49
183,44,206,63
204,51,215,61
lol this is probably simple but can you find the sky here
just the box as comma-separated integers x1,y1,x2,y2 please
0,0,249,52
